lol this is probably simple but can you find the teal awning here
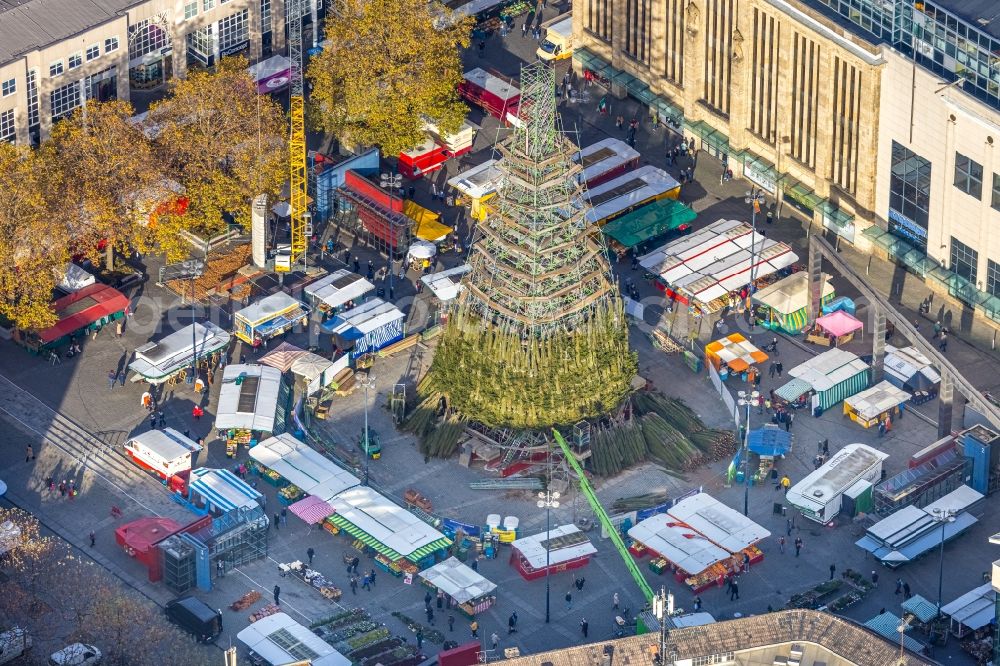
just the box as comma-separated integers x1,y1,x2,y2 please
685,120,730,153
782,179,824,209
775,378,813,402
601,199,697,248
573,48,683,124
820,201,855,227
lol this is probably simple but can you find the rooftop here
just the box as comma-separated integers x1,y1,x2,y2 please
0,0,136,65
927,0,1000,41
504,610,935,666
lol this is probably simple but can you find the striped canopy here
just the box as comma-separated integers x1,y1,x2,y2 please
325,514,452,563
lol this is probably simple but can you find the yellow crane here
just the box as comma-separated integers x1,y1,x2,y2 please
277,0,309,272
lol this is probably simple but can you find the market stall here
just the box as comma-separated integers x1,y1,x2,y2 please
419,556,498,618
404,201,454,243
787,444,888,524
751,271,834,334
600,199,696,255
746,425,792,480
291,352,343,396
233,292,310,346
16,283,129,352
304,270,375,317
863,612,925,653
806,310,864,347
582,165,681,226
785,348,870,412
185,467,264,517
250,433,360,505
277,560,342,601
628,515,732,592
238,613,350,666
448,159,504,222
704,333,768,381
883,345,941,398
573,137,641,187
324,486,452,574
843,381,911,428
322,298,406,358
941,583,996,638
510,524,598,581
215,364,287,447
258,342,307,372
639,218,799,315
129,322,231,384
406,240,438,271
421,265,471,304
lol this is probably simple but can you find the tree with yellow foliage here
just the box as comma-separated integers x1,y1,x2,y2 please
307,0,473,156
43,100,161,268
0,142,67,330
147,56,287,260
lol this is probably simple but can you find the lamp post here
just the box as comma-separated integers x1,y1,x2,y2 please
932,507,956,614
744,189,767,331
537,489,560,623
359,373,376,486
737,390,760,517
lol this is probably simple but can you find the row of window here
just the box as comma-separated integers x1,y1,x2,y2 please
953,152,1000,211
692,653,735,666
48,37,119,79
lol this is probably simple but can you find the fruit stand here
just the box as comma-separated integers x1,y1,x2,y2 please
278,560,343,601
419,556,498,619
509,524,598,581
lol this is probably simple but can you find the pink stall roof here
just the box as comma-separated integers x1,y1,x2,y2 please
816,310,863,337
289,495,336,524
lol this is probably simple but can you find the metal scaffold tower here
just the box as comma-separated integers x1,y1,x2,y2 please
465,62,617,334
278,0,308,272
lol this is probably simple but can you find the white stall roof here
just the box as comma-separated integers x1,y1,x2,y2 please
305,270,375,309
582,165,680,224
126,427,202,462
238,613,350,666
787,444,888,512
422,265,471,302
924,484,984,515
511,524,598,569
451,0,506,18
250,433,359,501
130,322,231,383
58,263,96,293
463,68,520,102
448,159,504,199
215,364,283,432
629,514,730,574
189,468,262,512
844,381,911,420
574,137,640,185
666,493,771,552
941,584,996,630
752,272,834,315
329,486,447,558
419,557,497,604
884,345,941,386
236,292,307,326
327,298,405,336
788,348,869,392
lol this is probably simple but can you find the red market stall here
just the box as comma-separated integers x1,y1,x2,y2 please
16,283,129,352
458,68,520,124
628,515,733,593
115,516,183,582
509,524,597,581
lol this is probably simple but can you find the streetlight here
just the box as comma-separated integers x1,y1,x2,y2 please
744,189,767,331
932,507,956,614
537,489,560,624
737,390,760,517
358,372,376,486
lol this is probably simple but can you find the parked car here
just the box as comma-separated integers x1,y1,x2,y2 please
48,643,102,666
165,597,223,643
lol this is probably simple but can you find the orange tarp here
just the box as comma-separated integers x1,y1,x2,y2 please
704,333,769,372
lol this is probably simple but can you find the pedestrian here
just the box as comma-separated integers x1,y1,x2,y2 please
273,585,280,605
878,420,886,438
769,363,776,378
149,412,157,430
775,361,783,376
829,563,836,580
25,445,34,462
362,574,371,590
425,591,433,609
612,592,619,609
778,535,785,553
353,258,360,273
192,405,203,420
823,439,830,456
508,613,517,634
871,571,879,587
565,590,573,610
68,480,75,499
117,370,126,386
437,590,444,608
307,547,315,564
471,556,478,572
785,412,794,432
757,394,765,414
107,370,116,390
352,556,360,574
575,576,585,591
59,481,66,497
522,21,528,36
693,596,702,611
730,579,740,601
217,559,225,577
781,475,791,494
470,620,479,638
426,607,434,624
448,615,455,632
742,551,751,572
895,578,903,595
416,629,424,650
46,476,54,492
786,517,792,536
491,632,500,650
273,513,280,530
580,618,589,638
368,569,376,587
794,536,803,557
903,582,911,599
280,507,287,525
89,531,96,547
477,40,485,57
933,320,942,338
158,411,165,428
938,331,948,352
350,576,358,594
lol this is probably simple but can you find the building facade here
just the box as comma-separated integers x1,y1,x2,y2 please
572,0,886,242
0,0,323,146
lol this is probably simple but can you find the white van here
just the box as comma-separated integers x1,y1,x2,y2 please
49,643,102,666
537,15,573,61
0,628,31,665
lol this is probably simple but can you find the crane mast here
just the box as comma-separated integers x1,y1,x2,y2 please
279,0,308,272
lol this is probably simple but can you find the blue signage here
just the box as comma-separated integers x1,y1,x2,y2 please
887,208,927,243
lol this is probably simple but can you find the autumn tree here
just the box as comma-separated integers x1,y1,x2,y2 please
147,56,287,260
0,143,68,329
306,0,473,155
43,100,163,269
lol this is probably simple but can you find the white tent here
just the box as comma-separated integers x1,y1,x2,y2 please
941,583,996,637
883,345,941,391
328,486,448,558
250,433,359,501
667,493,771,552
58,264,96,293
304,270,375,310
421,265,470,302
238,613,350,666
129,322,231,384
511,525,597,569
629,514,730,574
215,364,283,432
419,557,497,604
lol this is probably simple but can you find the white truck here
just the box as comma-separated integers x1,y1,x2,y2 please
785,443,888,524
123,428,203,493
537,14,574,62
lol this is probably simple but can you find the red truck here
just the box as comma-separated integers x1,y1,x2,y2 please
458,68,520,124
398,120,479,179
343,170,410,250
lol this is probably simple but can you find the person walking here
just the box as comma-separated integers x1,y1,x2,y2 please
350,576,358,594
778,536,786,553
416,630,424,650
491,632,500,650
59,481,66,497
273,585,281,605
25,445,34,462
448,615,455,632
361,574,371,590
938,331,948,352
574,576,586,591
903,582,912,599
829,564,836,580
369,569,376,587
794,536,803,557
895,578,904,595
565,591,573,610
89,531,96,547
871,571,879,587
775,361,783,376
107,370,117,390
730,579,740,601
307,547,315,565
425,606,434,625
508,612,518,634
580,618,589,638
280,508,287,526
612,592,620,610
933,320,942,338
781,475,791,494
273,513,280,531
693,596,702,611
470,620,479,638
785,412,794,432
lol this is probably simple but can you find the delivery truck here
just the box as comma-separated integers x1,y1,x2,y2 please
536,14,574,61
785,443,888,524
123,428,203,494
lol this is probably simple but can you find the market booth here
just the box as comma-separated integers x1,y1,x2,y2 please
704,333,768,381
783,348,870,413
628,515,732,593
884,345,941,398
510,524,597,581
304,270,375,317
322,298,406,358
404,200,454,244
448,159,504,222
324,485,452,574
582,165,681,226
745,425,792,481
806,310,864,347
17,283,129,352
600,199,696,256
215,364,288,449
419,556,498,618
238,613,350,666
751,271,834,334
129,322,230,384
787,444,888,524
250,433,360,509
843,381,910,428
185,467,264,518
941,583,996,639
233,292,310,346
573,137,641,187
422,265,471,304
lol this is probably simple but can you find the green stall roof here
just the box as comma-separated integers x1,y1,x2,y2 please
601,198,696,248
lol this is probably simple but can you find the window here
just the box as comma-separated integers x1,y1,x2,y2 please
26,70,39,128
692,654,735,666
888,141,932,249
261,0,270,29
68,53,82,69
184,2,198,19
85,66,118,102
951,236,979,284
49,61,64,77
86,44,101,61
992,173,1000,212
128,20,167,60
987,259,1000,297
105,36,120,53
1,79,14,97
954,152,983,199
50,81,81,121
203,0,215,9
218,9,250,53
0,109,14,143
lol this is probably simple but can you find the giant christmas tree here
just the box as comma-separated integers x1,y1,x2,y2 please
421,62,636,430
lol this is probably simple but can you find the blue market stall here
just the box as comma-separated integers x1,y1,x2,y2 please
747,425,792,482
322,298,405,359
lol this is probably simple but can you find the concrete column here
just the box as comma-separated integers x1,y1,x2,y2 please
171,30,188,79
272,0,287,53
938,372,954,438
871,303,886,384
806,238,823,324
